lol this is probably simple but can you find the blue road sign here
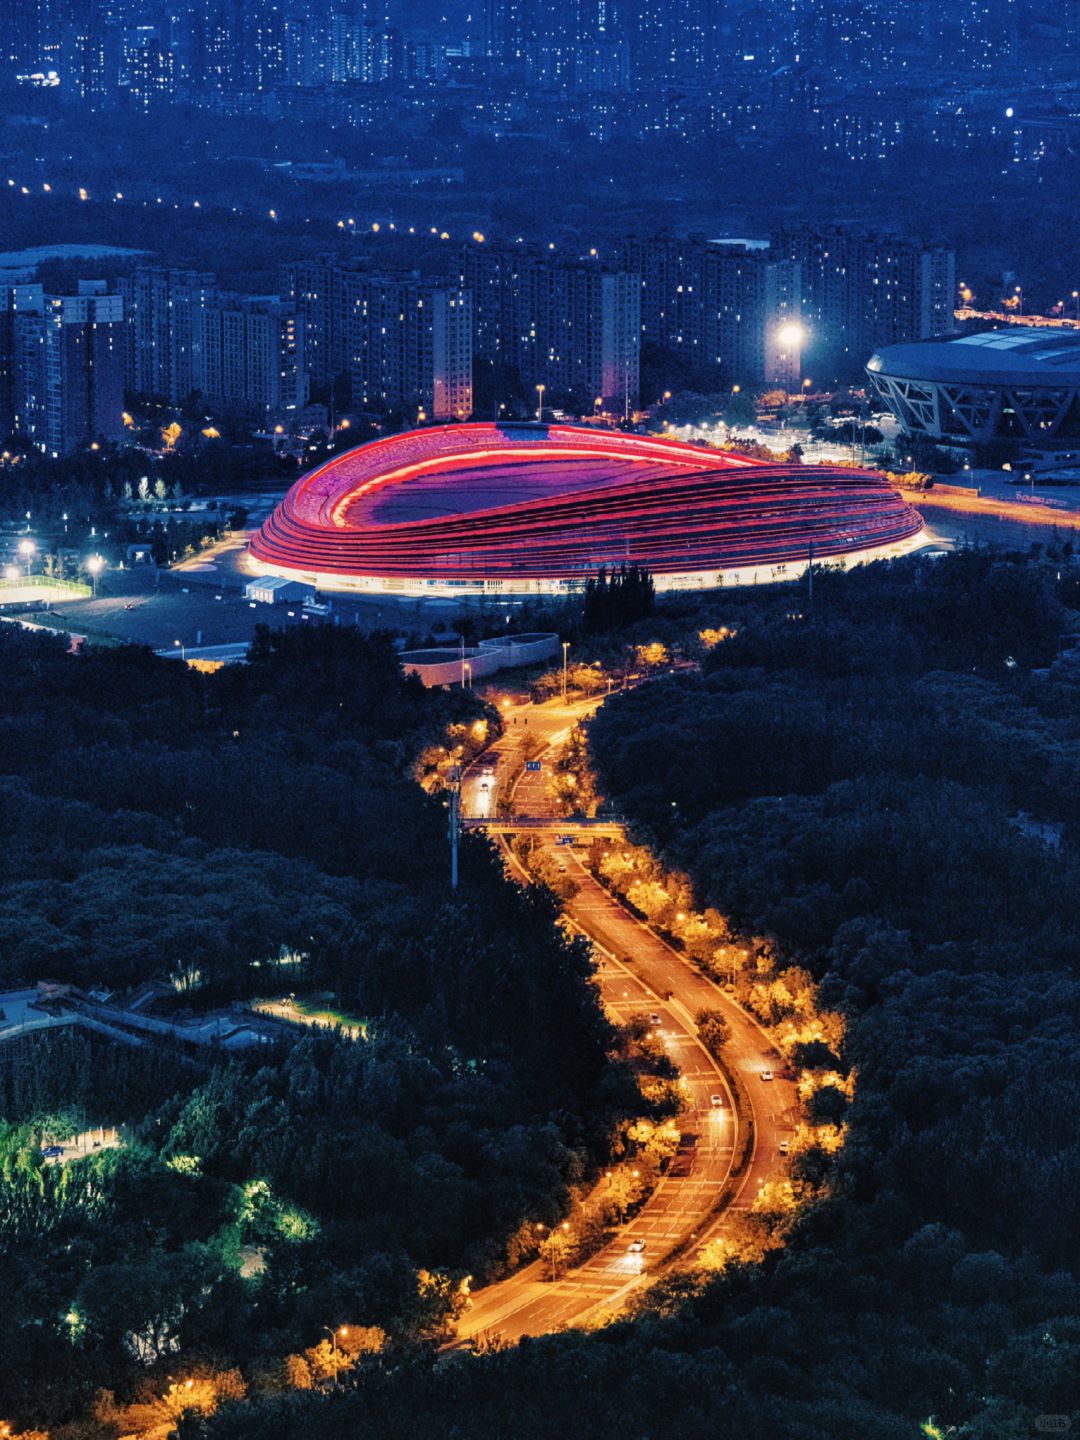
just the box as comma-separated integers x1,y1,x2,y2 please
525,760,542,772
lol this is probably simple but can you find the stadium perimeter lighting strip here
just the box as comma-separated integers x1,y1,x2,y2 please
248,422,925,596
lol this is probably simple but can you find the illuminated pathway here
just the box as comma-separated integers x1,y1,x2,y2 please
452,689,797,1345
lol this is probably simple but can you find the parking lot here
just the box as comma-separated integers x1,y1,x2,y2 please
30,550,477,651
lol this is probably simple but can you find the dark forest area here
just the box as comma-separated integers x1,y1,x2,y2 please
0,625,634,1428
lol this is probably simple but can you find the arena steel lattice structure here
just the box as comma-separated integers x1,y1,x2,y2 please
867,329,1080,448
248,423,925,597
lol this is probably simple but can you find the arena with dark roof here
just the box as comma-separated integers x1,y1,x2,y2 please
247,423,925,596
867,329,1080,447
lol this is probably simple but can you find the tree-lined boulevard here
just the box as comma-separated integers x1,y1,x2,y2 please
455,687,796,1344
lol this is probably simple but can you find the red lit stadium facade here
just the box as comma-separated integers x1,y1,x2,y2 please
248,423,924,596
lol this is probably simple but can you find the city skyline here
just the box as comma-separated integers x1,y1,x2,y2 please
0,220,965,452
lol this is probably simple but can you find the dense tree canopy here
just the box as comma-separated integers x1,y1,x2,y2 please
0,624,632,1427
582,565,656,633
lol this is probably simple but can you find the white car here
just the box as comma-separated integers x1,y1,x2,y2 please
778,1139,790,1155
761,1069,774,1082
626,1238,646,1254
649,1012,661,1025
709,1093,724,1108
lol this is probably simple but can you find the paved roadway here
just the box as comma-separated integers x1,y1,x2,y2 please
453,690,796,1345
901,486,1080,551
43,1125,124,1167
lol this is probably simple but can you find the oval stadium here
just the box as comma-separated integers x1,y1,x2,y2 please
867,329,1080,448
247,423,925,597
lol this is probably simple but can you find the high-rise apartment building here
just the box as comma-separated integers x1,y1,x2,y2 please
770,227,957,380
0,285,47,442
282,260,473,419
117,267,217,402
42,283,125,455
193,294,307,414
623,0,719,86
461,245,640,410
8,285,47,446
485,0,542,63
0,290,18,438
619,234,802,387
525,39,629,92
487,0,693,86
126,27,176,109
0,0,66,76
347,275,472,420
279,256,346,386
60,6,110,107
4,281,124,455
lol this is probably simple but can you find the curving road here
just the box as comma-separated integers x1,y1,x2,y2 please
453,689,796,1345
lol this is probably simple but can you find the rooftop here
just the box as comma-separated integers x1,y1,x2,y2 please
869,329,1080,386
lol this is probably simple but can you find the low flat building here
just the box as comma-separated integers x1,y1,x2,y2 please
244,575,314,605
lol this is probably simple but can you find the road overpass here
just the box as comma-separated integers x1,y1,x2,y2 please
462,815,627,837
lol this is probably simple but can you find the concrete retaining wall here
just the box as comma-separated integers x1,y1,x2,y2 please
401,632,560,687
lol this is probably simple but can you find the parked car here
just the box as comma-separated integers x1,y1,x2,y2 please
710,1093,724,1108
627,1239,646,1254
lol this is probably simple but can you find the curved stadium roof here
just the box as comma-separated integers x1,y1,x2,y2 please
248,422,923,594
868,329,1080,388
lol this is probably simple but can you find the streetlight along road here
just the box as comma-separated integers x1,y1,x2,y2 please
450,684,795,1348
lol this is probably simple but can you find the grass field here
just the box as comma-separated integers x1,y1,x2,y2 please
252,994,369,1039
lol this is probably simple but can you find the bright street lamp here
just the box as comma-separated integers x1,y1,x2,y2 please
776,321,805,350
561,641,570,703
86,555,103,597
536,383,546,422
535,1221,571,1282
18,538,35,576
174,638,185,661
321,1325,349,1386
